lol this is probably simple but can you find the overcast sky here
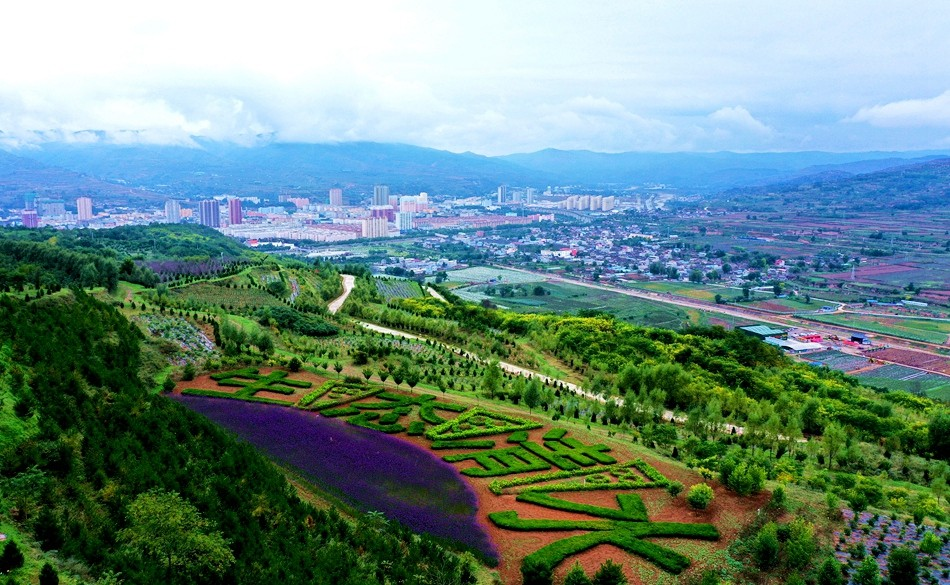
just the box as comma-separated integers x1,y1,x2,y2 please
2,1,950,154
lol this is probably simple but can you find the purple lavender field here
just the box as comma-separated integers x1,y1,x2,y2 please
175,395,497,561
835,508,950,584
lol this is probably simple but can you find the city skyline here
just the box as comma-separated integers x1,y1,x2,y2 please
1,2,949,155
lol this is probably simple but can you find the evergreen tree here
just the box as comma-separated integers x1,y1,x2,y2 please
563,563,593,585
0,540,25,573
816,556,844,585
592,559,627,585
520,557,553,585
39,563,59,585
852,555,881,585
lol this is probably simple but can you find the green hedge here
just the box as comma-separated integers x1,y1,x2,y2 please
431,440,496,450
507,431,529,443
407,421,426,436
181,388,289,406
543,428,567,440
516,492,648,521
210,367,259,380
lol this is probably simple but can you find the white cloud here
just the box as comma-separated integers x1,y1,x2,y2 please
708,106,774,137
848,91,950,128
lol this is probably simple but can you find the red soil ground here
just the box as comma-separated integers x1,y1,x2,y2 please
868,348,950,374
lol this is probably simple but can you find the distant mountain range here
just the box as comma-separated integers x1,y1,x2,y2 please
717,156,950,210
1,139,947,207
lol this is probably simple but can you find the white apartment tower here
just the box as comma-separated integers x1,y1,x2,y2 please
76,197,93,221
165,200,181,223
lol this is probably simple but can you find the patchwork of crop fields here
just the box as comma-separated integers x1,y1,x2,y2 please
801,313,950,344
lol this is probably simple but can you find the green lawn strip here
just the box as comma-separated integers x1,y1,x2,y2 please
431,439,497,449
210,367,260,380
443,446,552,477
516,491,648,521
321,406,361,417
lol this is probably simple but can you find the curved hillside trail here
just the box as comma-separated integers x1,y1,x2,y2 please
426,286,448,303
356,321,745,436
327,274,356,314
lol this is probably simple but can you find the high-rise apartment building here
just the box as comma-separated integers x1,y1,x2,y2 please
526,188,537,204
24,192,36,211
21,209,39,228
395,212,414,232
373,185,390,206
198,199,221,228
361,216,389,238
165,200,181,223
497,185,508,204
329,188,343,206
76,197,93,221
228,198,243,225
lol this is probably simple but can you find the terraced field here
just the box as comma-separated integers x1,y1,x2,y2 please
375,278,424,300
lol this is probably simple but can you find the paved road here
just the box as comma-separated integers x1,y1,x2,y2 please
327,274,356,315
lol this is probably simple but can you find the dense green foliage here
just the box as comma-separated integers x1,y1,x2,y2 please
687,483,715,510
0,290,476,584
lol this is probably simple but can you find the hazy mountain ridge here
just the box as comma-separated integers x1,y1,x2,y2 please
717,156,950,209
2,140,947,204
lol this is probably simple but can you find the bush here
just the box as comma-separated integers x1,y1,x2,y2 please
768,485,787,512
753,522,780,570
726,462,766,496
852,555,881,585
182,362,196,381
687,483,714,510
667,481,684,498
816,556,844,585
887,546,920,585
785,519,815,570
288,356,302,372
920,531,942,555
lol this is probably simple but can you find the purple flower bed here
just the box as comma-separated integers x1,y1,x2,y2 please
835,508,950,584
174,395,497,561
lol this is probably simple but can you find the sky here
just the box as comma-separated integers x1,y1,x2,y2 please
2,1,950,155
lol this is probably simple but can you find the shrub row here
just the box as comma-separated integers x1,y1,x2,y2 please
210,367,259,380
181,388,289,406
431,440,497,450
516,491,648,521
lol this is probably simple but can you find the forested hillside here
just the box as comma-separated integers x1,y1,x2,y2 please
0,289,477,584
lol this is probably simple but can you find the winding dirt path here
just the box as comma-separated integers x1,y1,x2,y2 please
327,274,356,314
